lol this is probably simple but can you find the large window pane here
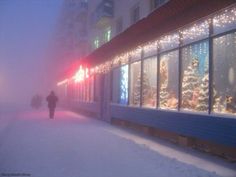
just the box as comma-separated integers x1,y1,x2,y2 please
130,61,141,106
112,65,129,105
213,32,236,115
159,50,179,110
112,68,120,103
142,57,157,108
181,40,209,112
120,65,129,105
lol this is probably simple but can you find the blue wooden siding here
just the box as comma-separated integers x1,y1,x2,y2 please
111,104,236,147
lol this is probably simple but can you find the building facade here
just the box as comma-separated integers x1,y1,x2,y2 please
87,0,169,52
58,0,236,159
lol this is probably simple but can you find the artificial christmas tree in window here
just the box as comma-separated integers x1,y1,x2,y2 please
142,71,152,106
159,61,169,108
196,73,209,111
133,70,151,106
160,80,169,108
212,85,225,113
132,71,141,106
182,58,200,110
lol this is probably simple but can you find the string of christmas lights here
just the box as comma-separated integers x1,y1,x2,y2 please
213,7,236,29
142,41,158,57
159,33,179,50
180,20,209,42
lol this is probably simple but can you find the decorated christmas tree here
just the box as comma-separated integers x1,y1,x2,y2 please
133,71,150,106
142,71,151,105
212,85,224,113
182,58,200,109
133,72,141,106
160,80,169,108
196,73,209,111
159,60,169,108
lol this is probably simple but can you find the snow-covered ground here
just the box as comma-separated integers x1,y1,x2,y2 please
0,106,236,177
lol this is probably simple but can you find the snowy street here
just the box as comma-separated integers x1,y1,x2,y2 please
0,107,236,177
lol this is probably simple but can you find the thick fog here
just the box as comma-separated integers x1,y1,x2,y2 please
0,0,63,105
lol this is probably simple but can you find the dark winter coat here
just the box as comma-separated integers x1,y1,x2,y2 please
46,94,58,109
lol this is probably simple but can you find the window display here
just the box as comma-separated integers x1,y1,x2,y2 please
159,50,179,110
120,65,129,105
212,32,236,115
112,65,129,105
181,40,209,112
112,68,120,103
142,57,157,108
130,61,141,106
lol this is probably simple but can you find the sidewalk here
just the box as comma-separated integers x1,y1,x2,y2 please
0,108,235,177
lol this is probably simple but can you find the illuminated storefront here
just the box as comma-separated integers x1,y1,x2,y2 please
58,0,236,159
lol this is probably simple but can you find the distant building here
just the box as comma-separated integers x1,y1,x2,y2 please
53,0,169,64
86,0,169,53
52,0,88,68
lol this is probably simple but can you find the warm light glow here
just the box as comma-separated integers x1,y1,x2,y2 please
85,68,89,78
159,33,179,50
213,7,236,31
74,65,85,82
57,79,68,86
129,46,142,59
112,53,129,67
142,41,157,54
180,20,209,42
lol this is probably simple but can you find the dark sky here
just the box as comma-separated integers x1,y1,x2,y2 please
0,0,63,104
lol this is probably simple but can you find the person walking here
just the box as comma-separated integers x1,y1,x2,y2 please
46,91,58,119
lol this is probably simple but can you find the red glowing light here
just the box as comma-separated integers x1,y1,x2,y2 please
85,68,89,78
73,65,90,83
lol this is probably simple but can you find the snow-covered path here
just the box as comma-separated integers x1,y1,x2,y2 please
0,108,236,177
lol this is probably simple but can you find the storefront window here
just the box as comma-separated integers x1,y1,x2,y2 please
130,61,141,106
181,40,209,112
142,57,157,108
120,65,129,105
159,50,179,110
112,68,120,103
112,65,129,105
212,32,236,115
213,7,236,34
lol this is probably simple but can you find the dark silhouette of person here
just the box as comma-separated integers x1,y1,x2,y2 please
46,91,58,119
31,94,43,109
